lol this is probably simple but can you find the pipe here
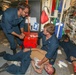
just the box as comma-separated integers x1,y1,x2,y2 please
57,0,66,38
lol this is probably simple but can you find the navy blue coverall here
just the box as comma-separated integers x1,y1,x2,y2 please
38,32,59,65
3,50,31,74
2,32,59,74
1,8,25,51
59,40,76,61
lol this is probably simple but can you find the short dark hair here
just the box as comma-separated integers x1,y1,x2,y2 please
17,2,30,14
48,67,56,75
44,23,55,35
62,34,70,41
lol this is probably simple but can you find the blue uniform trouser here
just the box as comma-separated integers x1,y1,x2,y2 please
1,26,22,50
3,50,31,74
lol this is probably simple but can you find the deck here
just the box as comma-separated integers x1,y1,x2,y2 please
0,30,75,75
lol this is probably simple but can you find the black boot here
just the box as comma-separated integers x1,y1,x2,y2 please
0,51,6,57
0,63,9,73
13,50,16,55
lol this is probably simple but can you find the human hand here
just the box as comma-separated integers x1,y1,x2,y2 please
21,33,25,37
33,57,41,68
31,60,42,74
37,61,42,66
19,34,25,39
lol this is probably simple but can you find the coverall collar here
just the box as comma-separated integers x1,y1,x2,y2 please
15,8,23,20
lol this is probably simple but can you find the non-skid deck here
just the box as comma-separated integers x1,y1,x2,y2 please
0,30,75,75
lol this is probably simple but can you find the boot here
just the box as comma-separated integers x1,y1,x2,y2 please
0,63,9,73
0,51,6,57
13,50,16,55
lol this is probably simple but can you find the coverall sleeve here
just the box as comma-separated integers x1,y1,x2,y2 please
38,31,43,39
45,43,59,59
3,13,13,34
20,18,25,28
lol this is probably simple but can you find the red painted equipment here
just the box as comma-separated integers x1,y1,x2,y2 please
23,17,38,48
23,32,38,48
